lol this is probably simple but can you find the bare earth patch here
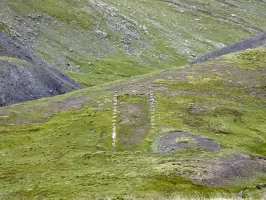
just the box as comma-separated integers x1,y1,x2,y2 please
157,132,220,153
192,153,266,187
118,99,150,149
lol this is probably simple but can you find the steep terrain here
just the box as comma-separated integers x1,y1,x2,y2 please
1,0,266,87
0,32,81,106
194,33,266,63
0,47,266,199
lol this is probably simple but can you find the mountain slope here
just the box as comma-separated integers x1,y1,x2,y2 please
0,47,266,199
194,32,266,63
0,32,82,106
1,0,266,86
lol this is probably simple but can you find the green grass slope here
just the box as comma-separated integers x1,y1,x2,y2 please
0,48,266,199
1,0,266,87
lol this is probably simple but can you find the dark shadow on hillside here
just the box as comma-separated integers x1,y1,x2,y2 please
0,31,82,106
193,33,266,64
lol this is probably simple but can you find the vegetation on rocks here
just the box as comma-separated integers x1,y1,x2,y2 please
1,0,266,87
0,22,11,36
175,137,195,144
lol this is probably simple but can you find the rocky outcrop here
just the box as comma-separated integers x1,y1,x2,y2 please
193,33,266,64
0,32,82,106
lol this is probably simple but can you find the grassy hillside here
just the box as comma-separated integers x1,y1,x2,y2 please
1,0,266,87
0,48,266,199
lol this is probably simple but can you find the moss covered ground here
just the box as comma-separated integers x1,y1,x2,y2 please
0,22,11,36
0,48,266,199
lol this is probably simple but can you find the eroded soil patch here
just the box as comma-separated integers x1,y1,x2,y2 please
192,153,266,187
116,95,150,151
157,132,220,153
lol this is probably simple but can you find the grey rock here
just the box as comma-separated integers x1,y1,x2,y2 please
0,32,82,106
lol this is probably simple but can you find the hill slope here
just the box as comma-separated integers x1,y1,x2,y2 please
194,32,266,63
0,32,82,106
0,47,266,199
1,0,266,86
